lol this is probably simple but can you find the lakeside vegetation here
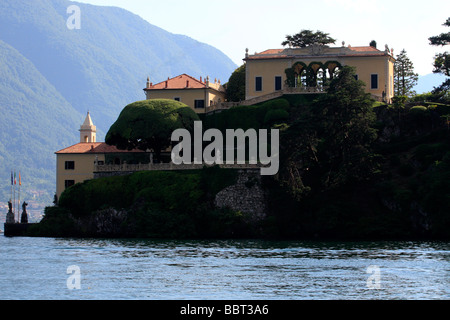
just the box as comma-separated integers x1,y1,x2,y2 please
30,66,450,240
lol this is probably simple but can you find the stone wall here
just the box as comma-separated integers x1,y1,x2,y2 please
214,169,267,221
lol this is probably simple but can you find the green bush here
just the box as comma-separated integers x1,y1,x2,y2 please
410,105,427,113
54,167,244,238
27,207,77,237
264,109,289,125
260,98,290,111
203,98,290,131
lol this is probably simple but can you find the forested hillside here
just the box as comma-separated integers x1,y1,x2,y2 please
0,0,236,212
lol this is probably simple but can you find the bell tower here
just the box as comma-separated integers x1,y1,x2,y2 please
79,111,96,143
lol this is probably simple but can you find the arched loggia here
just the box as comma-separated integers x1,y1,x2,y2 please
285,61,342,90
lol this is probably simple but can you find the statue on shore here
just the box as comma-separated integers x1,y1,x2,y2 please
6,199,15,224
21,201,28,224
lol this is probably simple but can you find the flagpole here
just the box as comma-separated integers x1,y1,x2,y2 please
13,171,16,222
18,172,21,223
10,171,13,221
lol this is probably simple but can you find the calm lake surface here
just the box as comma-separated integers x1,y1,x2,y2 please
0,236,448,300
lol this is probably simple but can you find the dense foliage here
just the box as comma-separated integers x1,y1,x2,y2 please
225,64,246,102
429,17,450,101
279,66,378,198
31,167,253,238
282,30,336,48
105,99,200,161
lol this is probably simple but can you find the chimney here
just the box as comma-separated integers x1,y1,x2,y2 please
146,76,150,89
200,76,202,83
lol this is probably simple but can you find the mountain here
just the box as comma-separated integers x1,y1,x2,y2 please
414,73,447,94
0,39,81,208
0,0,237,212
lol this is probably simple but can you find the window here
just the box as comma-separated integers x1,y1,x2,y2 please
64,180,75,189
354,74,359,81
194,100,205,109
371,74,378,89
65,161,75,170
255,77,262,92
275,76,282,91
174,97,180,102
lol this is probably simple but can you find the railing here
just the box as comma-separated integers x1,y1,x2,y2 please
283,86,329,94
94,162,264,173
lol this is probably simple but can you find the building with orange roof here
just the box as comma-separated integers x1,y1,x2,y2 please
55,112,146,199
143,74,226,113
244,43,395,103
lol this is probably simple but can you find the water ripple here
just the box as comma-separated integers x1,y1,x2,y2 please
0,237,448,300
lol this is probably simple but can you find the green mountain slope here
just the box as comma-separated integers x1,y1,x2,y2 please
0,39,82,206
0,0,237,213
0,0,236,134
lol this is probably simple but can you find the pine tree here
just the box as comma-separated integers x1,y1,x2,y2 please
394,49,418,97
282,30,336,48
429,17,450,97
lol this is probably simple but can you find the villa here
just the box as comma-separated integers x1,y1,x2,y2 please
143,74,226,114
54,112,145,199
244,43,395,103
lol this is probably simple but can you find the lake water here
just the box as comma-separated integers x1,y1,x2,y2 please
0,236,448,300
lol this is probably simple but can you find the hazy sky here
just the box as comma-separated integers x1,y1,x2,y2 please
73,0,450,76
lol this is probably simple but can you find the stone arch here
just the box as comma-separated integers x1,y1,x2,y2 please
324,61,342,81
316,67,327,89
293,62,307,87
307,62,324,87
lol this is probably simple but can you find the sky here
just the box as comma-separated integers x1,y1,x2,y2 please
72,0,450,76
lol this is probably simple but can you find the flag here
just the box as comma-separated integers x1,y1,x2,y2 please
14,171,16,185
19,172,21,186
11,171,13,185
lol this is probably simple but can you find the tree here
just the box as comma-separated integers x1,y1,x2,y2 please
394,49,418,97
105,99,200,162
311,66,378,188
369,40,377,48
282,30,336,48
429,17,450,97
225,64,246,102
279,66,378,197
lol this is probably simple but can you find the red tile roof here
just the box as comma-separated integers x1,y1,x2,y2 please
258,49,284,55
146,74,207,90
246,46,390,60
55,142,145,154
349,46,379,52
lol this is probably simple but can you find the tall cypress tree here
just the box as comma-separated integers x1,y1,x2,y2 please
394,49,418,97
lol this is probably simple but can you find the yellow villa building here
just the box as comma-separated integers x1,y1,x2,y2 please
55,112,144,199
244,43,396,103
143,74,226,113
